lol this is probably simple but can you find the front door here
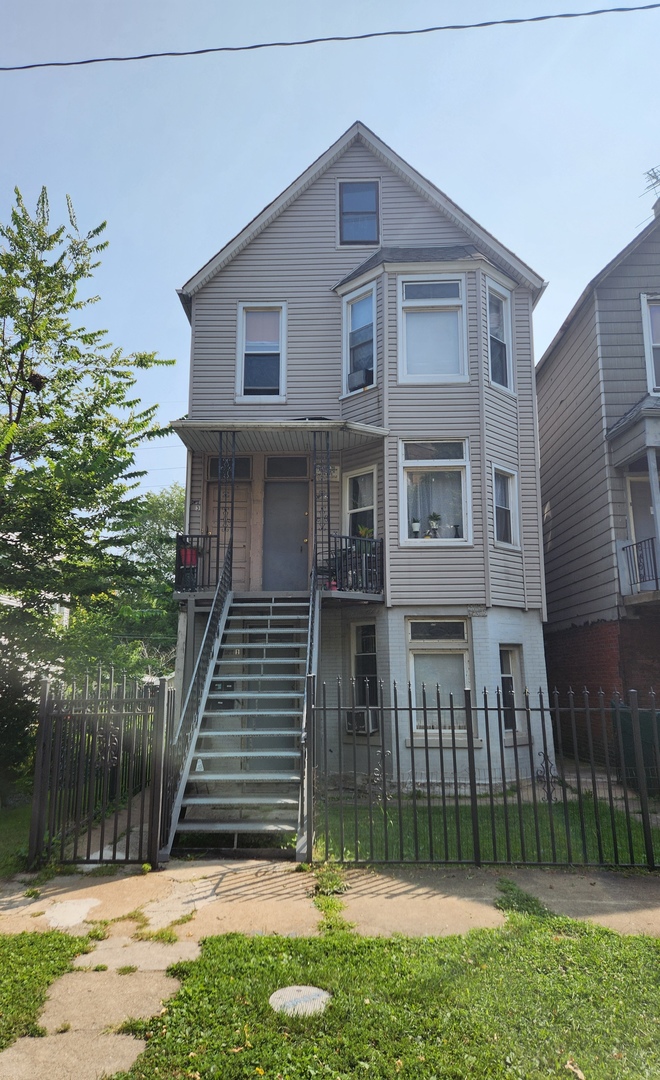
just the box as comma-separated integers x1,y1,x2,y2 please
207,482,251,591
263,481,309,590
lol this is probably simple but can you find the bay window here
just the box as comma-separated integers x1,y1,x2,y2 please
402,441,469,543
399,276,466,382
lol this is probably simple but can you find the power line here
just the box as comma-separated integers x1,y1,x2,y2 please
2,5,659,72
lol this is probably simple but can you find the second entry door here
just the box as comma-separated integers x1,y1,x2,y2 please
263,481,309,590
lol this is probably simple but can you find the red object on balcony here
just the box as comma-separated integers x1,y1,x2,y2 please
179,546,198,568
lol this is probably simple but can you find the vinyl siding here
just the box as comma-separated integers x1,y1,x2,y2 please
537,298,618,628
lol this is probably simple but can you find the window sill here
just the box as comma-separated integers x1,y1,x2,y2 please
406,734,483,750
235,395,286,405
489,379,517,398
493,541,521,553
397,374,470,386
401,538,470,547
503,732,529,747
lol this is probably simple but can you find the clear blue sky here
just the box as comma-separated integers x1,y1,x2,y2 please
2,0,658,493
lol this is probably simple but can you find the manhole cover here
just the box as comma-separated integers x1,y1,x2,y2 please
269,985,331,1016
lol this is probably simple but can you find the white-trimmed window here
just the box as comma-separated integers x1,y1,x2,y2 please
236,303,286,401
493,466,519,547
408,620,470,733
487,282,513,390
399,275,467,383
642,294,660,393
338,180,379,245
344,468,375,538
499,646,524,732
402,441,469,543
347,623,379,735
344,285,375,393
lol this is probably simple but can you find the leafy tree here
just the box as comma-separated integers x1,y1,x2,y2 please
0,186,173,663
0,667,37,806
59,483,185,678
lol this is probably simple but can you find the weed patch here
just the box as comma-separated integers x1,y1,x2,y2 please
0,932,87,1051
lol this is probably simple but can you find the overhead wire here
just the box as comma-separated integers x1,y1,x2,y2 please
1,4,659,72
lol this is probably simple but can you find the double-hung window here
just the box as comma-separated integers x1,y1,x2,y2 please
499,646,523,732
339,181,379,244
345,469,375,537
493,466,519,547
408,620,470,735
402,441,469,543
237,303,286,401
399,276,466,382
344,285,375,393
642,294,660,393
487,282,513,390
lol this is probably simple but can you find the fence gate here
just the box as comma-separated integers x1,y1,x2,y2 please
311,681,660,870
28,672,175,869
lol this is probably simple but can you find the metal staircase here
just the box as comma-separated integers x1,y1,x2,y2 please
174,595,311,846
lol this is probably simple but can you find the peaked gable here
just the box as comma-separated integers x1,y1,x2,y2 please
178,122,544,318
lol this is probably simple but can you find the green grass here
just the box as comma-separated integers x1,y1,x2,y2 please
0,804,31,879
315,795,660,866
111,909,660,1079
0,932,88,1050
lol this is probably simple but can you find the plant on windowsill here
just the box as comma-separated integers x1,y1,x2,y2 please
411,518,420,536
357,525,374,538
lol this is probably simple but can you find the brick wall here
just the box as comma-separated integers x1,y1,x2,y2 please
619,614,660,692
543,620,623,698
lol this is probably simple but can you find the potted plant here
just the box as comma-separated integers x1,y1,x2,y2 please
428,512,441,536
411,518,420,536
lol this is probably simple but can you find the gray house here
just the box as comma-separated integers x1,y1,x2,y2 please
537,202,660,695
168,122,550,850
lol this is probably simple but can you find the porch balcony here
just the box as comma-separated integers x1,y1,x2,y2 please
175,532,384,599
618,536,660,607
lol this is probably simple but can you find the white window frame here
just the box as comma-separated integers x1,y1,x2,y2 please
641,293,660,395
235,302,287,403
486,278,514,392
406,619,479,748
400,440,471,546
343,465,377,537
342,283,377,396
499,644,527,742
492,465,520,549
337,178,381,247
397,273,468,384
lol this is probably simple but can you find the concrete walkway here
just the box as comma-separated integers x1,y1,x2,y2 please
1,860,659,1079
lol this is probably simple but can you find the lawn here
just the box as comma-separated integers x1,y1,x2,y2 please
0,803,32,879
111,888,660,1080
0,932,88,1049
315,796,660,867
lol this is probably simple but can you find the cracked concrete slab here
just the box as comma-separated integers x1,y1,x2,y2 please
0,1031,145,1080
40,969,179,1034
73,934,200,970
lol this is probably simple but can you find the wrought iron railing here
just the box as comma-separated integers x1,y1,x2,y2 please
298,565,321,861
162,543,233,855
175,534,225,591
318,534,384,595
623,537,659,590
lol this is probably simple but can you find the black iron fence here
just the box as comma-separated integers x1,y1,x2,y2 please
311,681,660,869
175,533,226,591
28,670,176,869
317,534,384,595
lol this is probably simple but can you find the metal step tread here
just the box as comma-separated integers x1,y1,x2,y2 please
215,659,307,666
203,709,302,719
198,728,303,738
176,820,297,834
227,614,308,622
182,795,299,807
207,691,304,700
223,629,308,638
211,675,305,683
219,643,307,650
194,749,301,759
186,771,300,783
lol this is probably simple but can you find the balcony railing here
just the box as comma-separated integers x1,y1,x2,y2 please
175,534,225,592
623,537,659,591
318,534,384,596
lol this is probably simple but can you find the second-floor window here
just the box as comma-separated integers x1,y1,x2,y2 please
344,286,375,393
487,283,512,390
399,276,467,383
402,440,469,543
237,303,286,401
345,469,375,537
493,467,519,547
642,294,660,392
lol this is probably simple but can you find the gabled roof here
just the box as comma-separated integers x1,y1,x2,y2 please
538,208,660,373
178,121,545,319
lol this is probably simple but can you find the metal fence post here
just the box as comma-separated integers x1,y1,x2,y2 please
629,690,655,870
147,678,168,869
464,688,481,867
305,674,316,864
28,679,53,870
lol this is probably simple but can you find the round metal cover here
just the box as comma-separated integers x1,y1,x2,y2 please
268,985,331,1016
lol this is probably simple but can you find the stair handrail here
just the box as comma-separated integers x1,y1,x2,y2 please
298,563,320,861
162,543,233,856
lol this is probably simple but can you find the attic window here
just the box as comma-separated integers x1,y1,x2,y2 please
339,181,379,244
